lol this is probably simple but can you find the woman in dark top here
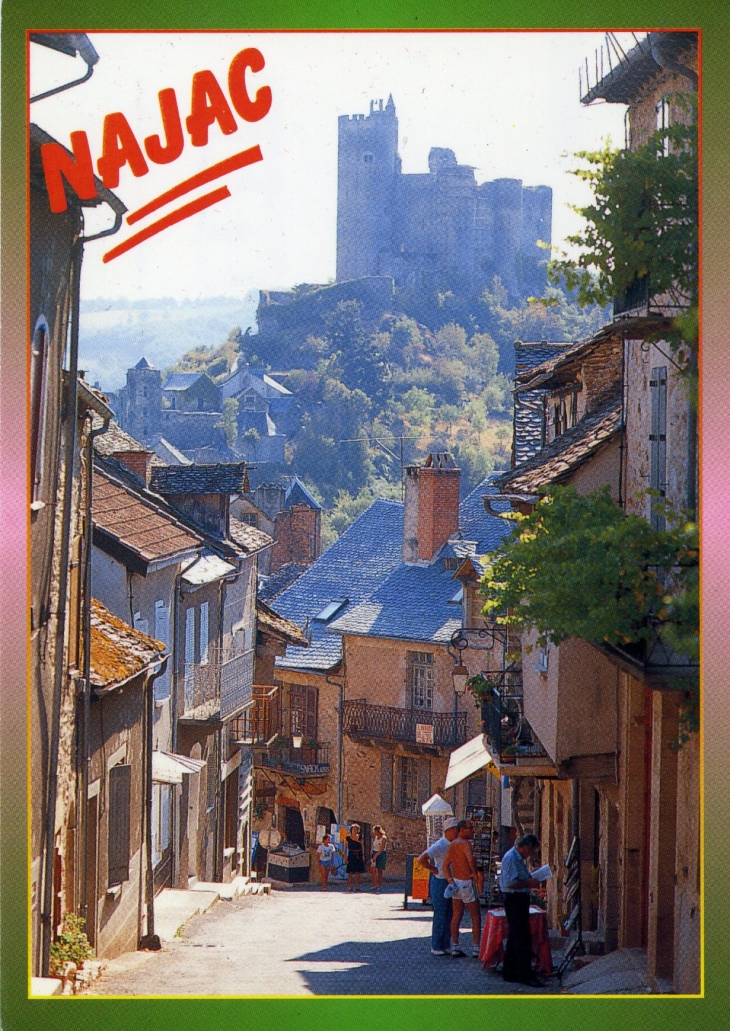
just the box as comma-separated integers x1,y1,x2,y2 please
346,823,366,892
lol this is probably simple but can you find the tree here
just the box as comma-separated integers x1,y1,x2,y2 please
215,397,239,446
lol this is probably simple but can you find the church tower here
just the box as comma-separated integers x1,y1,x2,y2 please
124,357,162,443
336,95,400,282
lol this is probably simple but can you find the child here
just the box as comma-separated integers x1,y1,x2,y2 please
316,833,336,890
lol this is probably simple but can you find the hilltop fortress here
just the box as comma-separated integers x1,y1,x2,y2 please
336,95,552,302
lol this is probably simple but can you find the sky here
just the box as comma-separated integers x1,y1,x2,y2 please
30,31,635,303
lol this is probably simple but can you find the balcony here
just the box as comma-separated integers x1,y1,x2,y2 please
229,685,280,746
342,700,467,749
478,667,553,771
181,648,254,722
613,274,690,324
259,742,331,778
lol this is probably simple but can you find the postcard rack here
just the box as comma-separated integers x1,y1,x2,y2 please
465,805,499,904
557,835,585,977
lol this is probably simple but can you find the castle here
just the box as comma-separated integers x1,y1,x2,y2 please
336,96,552,302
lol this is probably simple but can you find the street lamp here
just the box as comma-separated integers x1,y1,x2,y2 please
292,712,303,750
449,626,509,693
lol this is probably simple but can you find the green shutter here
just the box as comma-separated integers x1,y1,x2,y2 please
380,751,393,812
108,764,131,885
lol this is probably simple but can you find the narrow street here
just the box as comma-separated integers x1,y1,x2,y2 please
86,885,557,996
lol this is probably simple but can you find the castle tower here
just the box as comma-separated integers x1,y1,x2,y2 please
336,95,400,282
520,185,553,298
124,357,162,443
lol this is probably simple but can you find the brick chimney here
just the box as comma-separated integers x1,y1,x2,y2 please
403,453,460,564
113,450,153,487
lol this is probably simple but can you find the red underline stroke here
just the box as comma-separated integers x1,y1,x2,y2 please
103,186,231,263
126,145,263,225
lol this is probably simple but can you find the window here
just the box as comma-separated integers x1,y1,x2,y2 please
289,684,317,741
656,96,671,157
399,756,418,814
363,152,374,164
449,586,464,605
108,764,132,885
133,611,149,635
29,324,48,505
200,601,209,665
410,652,434,710
314,599,347,622
443,557,458,571
239,512,258,527
649,366,668,531
536,644,550,674
242,393,256,411
154,600,170,700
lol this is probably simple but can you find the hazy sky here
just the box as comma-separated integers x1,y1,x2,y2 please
30,31,634,302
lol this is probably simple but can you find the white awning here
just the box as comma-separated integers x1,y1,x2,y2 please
444,734,498,790
152,751,207,784
181,552,237,586
421,793,453,816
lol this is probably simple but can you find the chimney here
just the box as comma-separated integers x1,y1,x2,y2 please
113,450,153,488
402,453,460,564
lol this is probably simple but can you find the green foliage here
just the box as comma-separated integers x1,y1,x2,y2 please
215,397,239,447
481,486,698,653
548,99,698,318
49,913,93,976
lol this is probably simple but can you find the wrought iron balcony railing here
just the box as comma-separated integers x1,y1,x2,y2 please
259,743,330,777
229,685,280,745
181,648,254,721
342,700,467,748
478,667,549,763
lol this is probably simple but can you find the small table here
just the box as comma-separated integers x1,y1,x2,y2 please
479,906,552,974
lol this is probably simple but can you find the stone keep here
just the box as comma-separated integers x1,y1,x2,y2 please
336,97,552,303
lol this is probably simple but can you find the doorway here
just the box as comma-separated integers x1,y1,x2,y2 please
85,795,98,948
284,806,305,847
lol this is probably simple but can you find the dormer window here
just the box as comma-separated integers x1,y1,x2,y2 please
314,598,348,623
449,586,464,605
443,557,459,572
363,152,374,165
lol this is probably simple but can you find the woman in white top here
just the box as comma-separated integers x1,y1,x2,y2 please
316,834,336,891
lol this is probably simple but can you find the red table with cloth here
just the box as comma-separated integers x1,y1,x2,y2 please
479,906,552,974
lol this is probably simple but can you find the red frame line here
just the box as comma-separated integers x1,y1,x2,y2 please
126,145,263,225
103,186,231,263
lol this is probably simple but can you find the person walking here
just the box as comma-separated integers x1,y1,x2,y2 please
316,833,336,891
345,823,366,892
369,825,388,892
443,820,484,958
498,832,544,986
417,816,459,955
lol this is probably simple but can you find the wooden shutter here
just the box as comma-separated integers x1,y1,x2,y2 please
108,764,131,885
380,751,393,812
200,601,209,665
417,758,431,808
649,366,668,530
184,607,195,709
154,601,170,700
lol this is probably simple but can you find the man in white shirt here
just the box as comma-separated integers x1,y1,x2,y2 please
417,817,459,955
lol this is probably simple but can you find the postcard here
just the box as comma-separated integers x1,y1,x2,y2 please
1,2,727,1030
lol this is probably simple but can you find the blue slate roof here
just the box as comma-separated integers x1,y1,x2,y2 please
285,476,322,511
163,372,207,391
272,499,404,671
513,342,573,466
272,478,512,672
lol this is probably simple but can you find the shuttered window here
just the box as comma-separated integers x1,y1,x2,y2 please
398,756,418,814
133,611,149,635
649,366,667,531
417,758,431,809
184,607,195,709
200,601,209,666
409,652,434,710
379,751,393,812
154,600,170,700
108,764,131,885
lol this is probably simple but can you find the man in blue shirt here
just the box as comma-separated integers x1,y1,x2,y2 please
498,833,542,985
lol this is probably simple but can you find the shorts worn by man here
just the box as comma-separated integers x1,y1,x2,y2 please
498,832,543,986
443,820,483,957
417,817,459,955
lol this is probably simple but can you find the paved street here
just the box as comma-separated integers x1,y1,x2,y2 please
86,884,559,996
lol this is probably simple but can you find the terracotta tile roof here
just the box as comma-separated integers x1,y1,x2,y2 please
495,394,622,494
150,462,248,495
93,466,202,565
90,599,166,690
229,518,273,554
256,599,309,648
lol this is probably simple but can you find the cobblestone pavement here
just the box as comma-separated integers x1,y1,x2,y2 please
86,884,560,996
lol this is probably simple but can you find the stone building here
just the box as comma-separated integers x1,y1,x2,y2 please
267,456,514,875
336,96,552,302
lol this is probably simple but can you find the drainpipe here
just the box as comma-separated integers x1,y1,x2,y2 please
79,410,111,938
325,671,344,823
40,237,83,977
141,658,168,947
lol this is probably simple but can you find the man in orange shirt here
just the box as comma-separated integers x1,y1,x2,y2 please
443,820,484,957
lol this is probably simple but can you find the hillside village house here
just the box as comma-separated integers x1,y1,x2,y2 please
265,455,517,871
489,31,699,992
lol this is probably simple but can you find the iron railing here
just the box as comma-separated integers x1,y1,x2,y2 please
478,667,549,762
181,648,254,721
342,700,467,748
229,685,280,745
259,743,330,777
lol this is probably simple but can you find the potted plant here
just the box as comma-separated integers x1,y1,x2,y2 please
49,912,93,980
466,673,496,706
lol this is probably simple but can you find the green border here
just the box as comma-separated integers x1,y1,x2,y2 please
3,1,728,1029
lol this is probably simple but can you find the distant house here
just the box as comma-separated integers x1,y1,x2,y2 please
232,476,322,578
162,371,219,412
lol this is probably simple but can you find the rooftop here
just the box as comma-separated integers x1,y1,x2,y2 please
581,31,697,106
150,462,248,496
162,372,209,391
93,418,155,457
258,562,311,603
495,394,622,495
229,517,274,555
256,599,309,648
90,599,166,691
93,465,202,569
285,476,322,511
